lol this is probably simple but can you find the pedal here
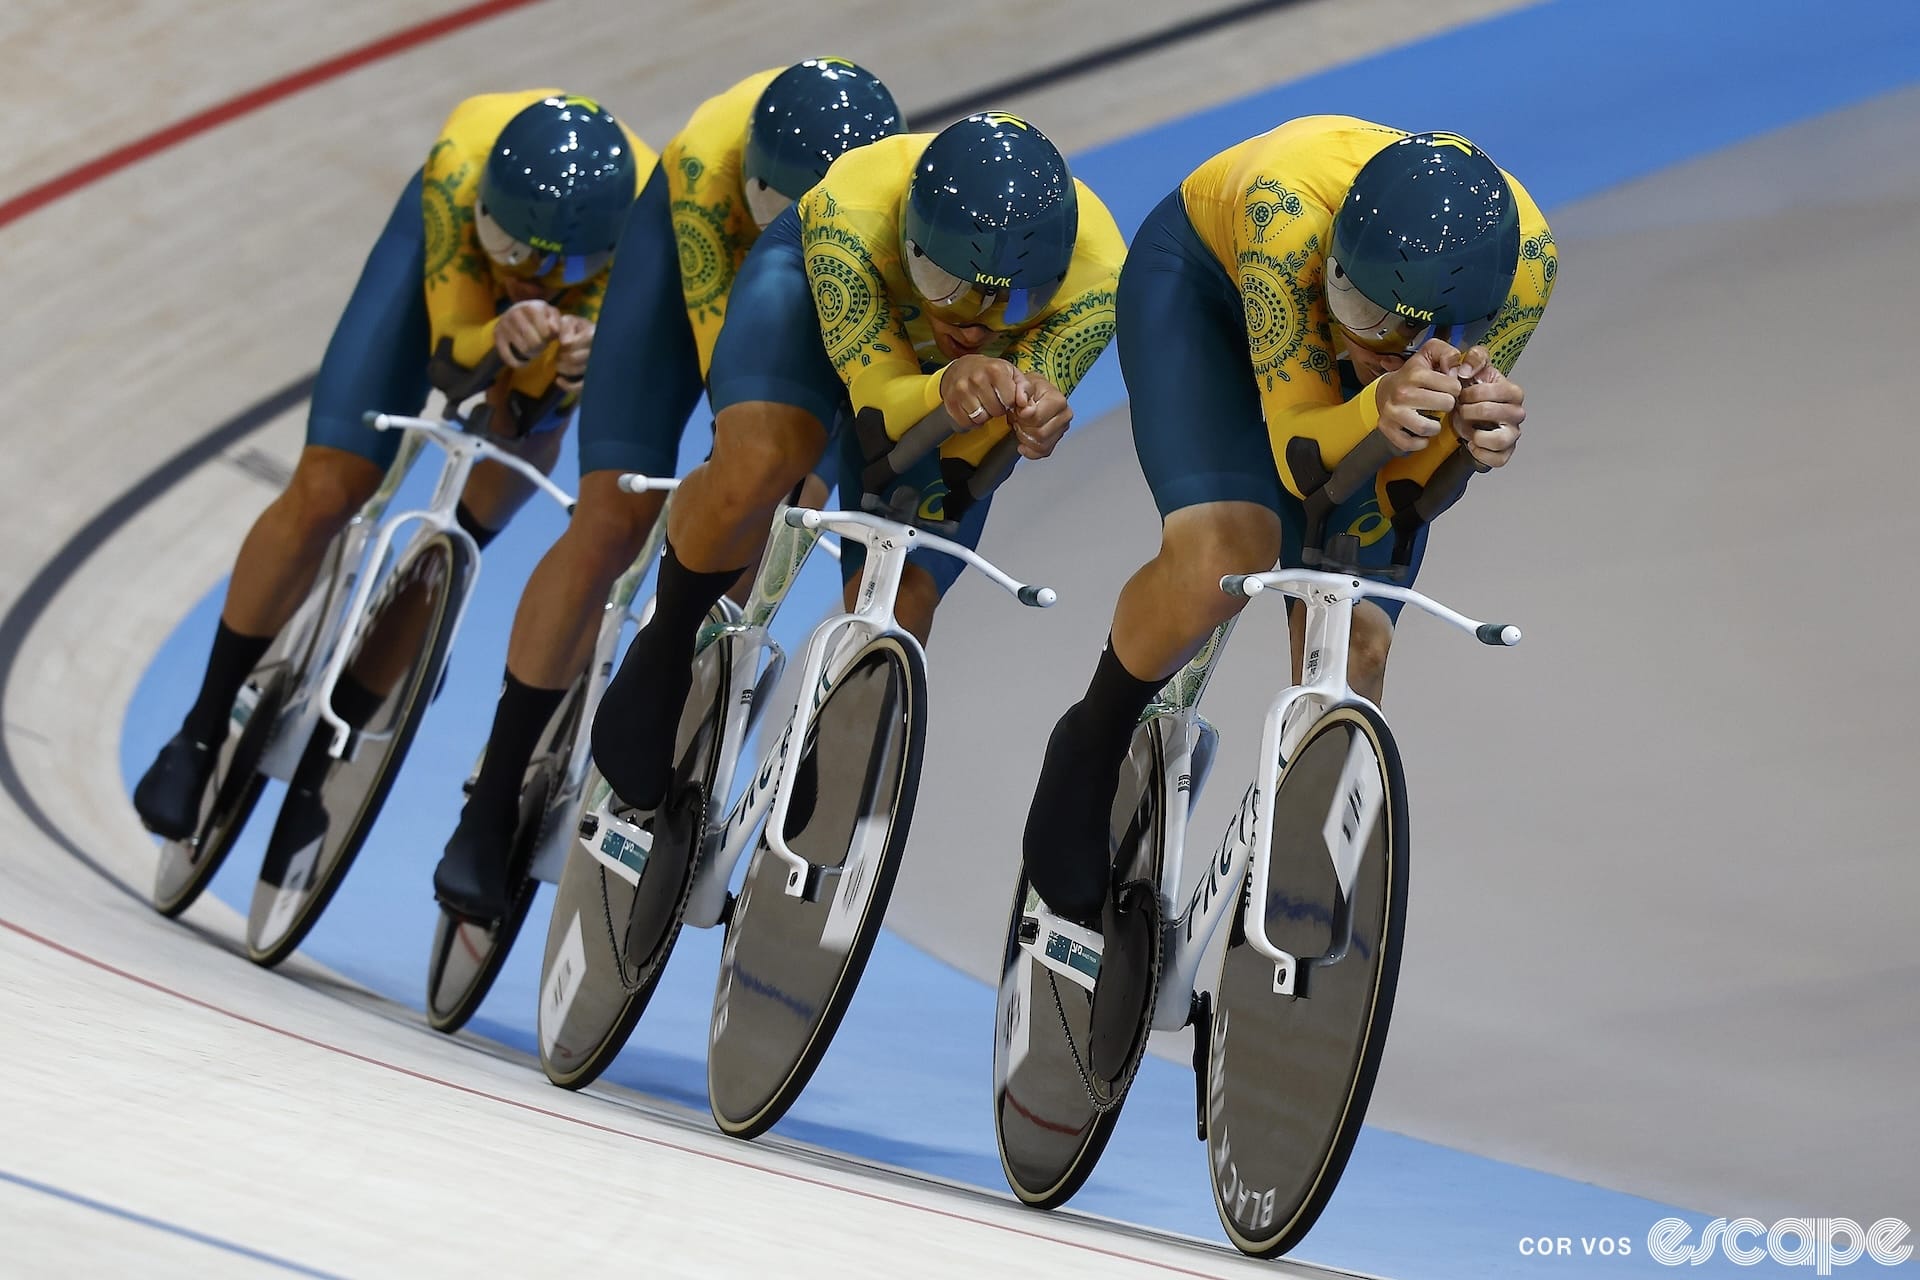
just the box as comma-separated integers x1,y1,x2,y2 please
579,800,652,887
1018,891,1102,995
1189,990,1213,1141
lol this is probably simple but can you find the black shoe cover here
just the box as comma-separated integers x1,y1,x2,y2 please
133,732,219,841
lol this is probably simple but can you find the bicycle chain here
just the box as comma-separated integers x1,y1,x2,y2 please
594,786,707,995
1040,888,1163,1118
597,862,647,993
1045,968,1126,1116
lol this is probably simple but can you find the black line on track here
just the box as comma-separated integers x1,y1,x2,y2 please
0,374,316,901
912,0,1307,125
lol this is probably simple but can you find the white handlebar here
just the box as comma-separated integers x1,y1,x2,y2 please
368,413,576,512
616,472,682,494
785,507,1054,607
1222,568,1519,646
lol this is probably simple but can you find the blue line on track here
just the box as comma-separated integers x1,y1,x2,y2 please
0,1168,348,1279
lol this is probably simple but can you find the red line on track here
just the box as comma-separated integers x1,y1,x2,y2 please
0,0,546,229
0,914,1231,1278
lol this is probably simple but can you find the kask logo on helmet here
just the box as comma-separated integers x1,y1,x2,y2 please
1423,130,1475,155
976,111,1030,131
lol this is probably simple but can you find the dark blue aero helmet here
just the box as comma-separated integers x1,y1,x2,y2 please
476,95,637,285
1325,131,1520,353
742,59,904,228
901,113,1078,327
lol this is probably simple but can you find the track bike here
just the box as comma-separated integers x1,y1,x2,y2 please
538,426,1047,1148
152,377,574,973
994,431,1519,1256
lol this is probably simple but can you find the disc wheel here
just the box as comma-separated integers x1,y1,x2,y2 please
536,616,734,1090
244,530,471,966
1204,702,1407,1257
993,716,1169,1208
706,634,927,1139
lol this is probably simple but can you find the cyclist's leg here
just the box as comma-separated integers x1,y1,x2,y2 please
134,172,431,838
436,163,705,917
591,208,841,812
1022,190,1284,924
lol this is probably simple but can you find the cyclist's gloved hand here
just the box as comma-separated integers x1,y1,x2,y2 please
554,314,595,394
1010,370,1072,460
1451,348,1525,469
1374,338,1461,453
939,354,1020,433
495,299,563,369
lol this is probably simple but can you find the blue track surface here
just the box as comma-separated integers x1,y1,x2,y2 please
121,2,1920,1273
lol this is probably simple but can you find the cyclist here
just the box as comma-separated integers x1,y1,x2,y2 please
578,112,1125,861
433,61,905,921
1021,118,1557,1076
131,92,645,866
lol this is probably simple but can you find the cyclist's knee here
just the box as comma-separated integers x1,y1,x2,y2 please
1350,603,1395,689
1156,504,1281,618
709,406,825,512
566,474,663,574
281,448,381,540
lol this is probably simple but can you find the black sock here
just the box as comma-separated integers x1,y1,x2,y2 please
182,621,274,745
591,541,743,810
455,502,500,552
461,671,567,827
1022,641,1162,924
1070,641,1164,778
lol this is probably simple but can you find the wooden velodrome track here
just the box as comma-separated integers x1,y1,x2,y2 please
4,0,1915,1274
1,2,1530,1275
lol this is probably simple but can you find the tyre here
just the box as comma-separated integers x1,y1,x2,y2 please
1203,701,1408,1257
706,634,927,1139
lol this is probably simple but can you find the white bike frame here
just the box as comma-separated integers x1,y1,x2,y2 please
1022,568,1519,1030
588,483,1052,927
260,412,575,778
